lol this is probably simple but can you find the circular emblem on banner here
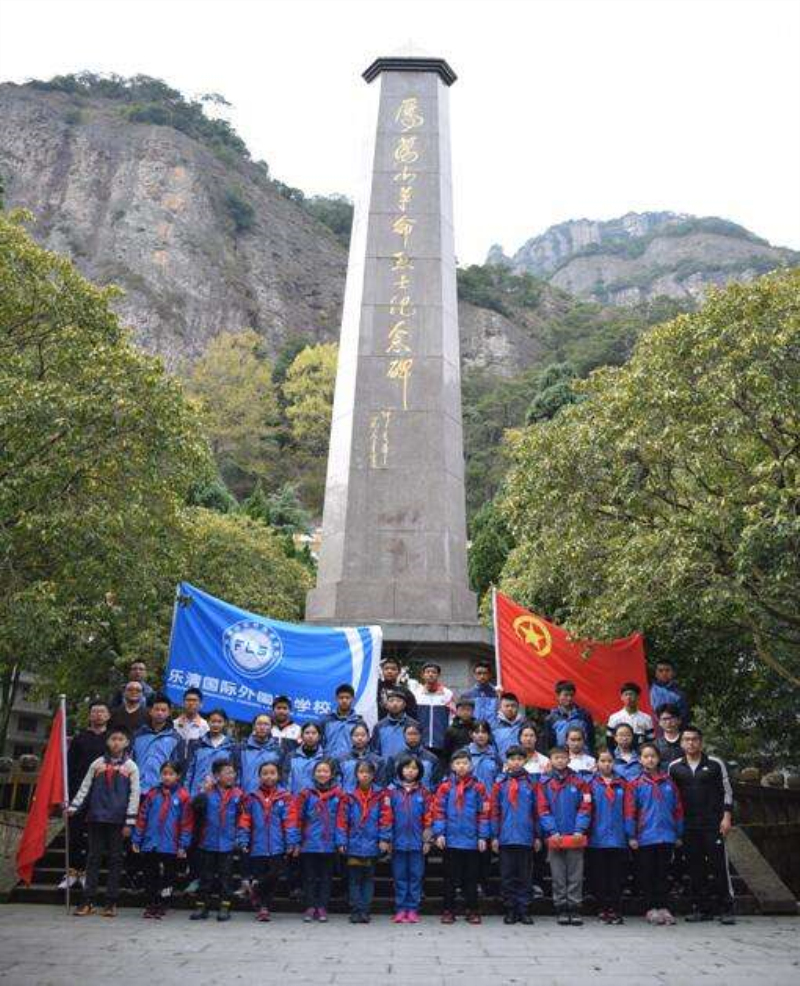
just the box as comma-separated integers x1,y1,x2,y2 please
513,614,552,657
222,620,284,679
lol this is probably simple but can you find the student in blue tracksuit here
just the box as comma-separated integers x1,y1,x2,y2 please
386,723,442,791
433,749,491,925
237,761,292,921
321,684,366,759
338,723,386,792
183,709,237,796
387,754,432,924
370,691,419,760
131,760,193,918
237,713,284,794
336,760,393,923
537,746,593,925
287,757,346,922
611,723,643,782
490,745,540,924
284,722,326,794
649,659,689,727
491,693,526,759
68,727,141,917
467,721,502,791
189,759,245,922
408,662,455,758
543,680,596,755
625,743,684,926
460,660,499,721
588,748,628,924
132,696,185,794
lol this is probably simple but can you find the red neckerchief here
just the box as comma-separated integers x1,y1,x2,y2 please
598,775,622,803
353,786,380,825
454,775,474,811
506,770,526,808
642,771,666,800
254,786,284,823
157,784,177,826
312,785,341,842
217,785,238,828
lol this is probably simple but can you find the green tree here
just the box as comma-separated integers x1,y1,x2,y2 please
468,500,514,602
282,342,338,455
186,329,280,496
500,271,800,755
0,211,213,739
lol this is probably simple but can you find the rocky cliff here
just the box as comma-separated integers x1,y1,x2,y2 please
489,212,798,306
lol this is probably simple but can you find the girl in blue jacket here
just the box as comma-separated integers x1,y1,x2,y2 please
284,722,326,795
287,757,345,923
237,713,284,795
387,723,441,791
612,723,643,782
238,761,292,922
625,743,684,926
338,723,386,792
387,754,432,924
183,709,237,796
467,721,502,790
336,760,392,923
588,748,628,924
132,761,193,918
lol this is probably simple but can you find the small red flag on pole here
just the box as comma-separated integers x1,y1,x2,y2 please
15,696,68,887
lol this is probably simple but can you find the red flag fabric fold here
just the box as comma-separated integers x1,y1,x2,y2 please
494,591,650,721
15,704,66,885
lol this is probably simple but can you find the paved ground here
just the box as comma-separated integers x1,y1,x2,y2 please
0,906,797,985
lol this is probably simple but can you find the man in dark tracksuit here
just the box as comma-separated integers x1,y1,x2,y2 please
65,701,110,886
668,726,735,924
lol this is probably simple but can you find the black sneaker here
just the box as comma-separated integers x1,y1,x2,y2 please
217,903,232,922
190,906,208,921
719,912,736,926
349,913,360,924
503,911,517,925
685,910,713,923
569,912,583,926
557,910,570,926
608,911,624,925
518,913,534,925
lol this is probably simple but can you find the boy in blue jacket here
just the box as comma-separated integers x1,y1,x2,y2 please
543,680,596,755
371,690,419,760
433,749,490,925
649,659,689,727
588,748,628,924
322,684,366,759
625,743,684,926
336,760,392,923
460,660,499,721
338,723,386,792
69,727,141,917
537,746,592,925
491,693,525,759
490,745,540,924
387,754,432,924
387,723,441,791
131,760,193,918
132,696,185,795
189,759,245,922
284,722,326,794
287,757,346,922
238,761,292,921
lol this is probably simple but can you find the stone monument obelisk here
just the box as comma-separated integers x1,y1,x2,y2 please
306,55,491,683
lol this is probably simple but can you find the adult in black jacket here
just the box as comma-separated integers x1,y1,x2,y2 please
64,700,111,887
668,726,735,924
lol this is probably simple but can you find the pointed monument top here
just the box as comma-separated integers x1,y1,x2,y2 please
362,54,457,86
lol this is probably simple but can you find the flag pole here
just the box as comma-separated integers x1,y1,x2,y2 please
491,586,503,690
58,694,70,914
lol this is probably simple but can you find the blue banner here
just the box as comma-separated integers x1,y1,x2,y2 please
165,582,381,726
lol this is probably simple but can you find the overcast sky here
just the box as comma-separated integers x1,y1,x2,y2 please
1,0,798,262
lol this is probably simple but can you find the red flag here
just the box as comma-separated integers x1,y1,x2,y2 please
494,590,651,722
16,701,67,885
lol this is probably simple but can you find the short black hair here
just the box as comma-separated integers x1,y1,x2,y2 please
150,694,172,709
505,745,526,759
518,719,538,735
211,759,234,776
160,760,181,774
565,726,585,739
107,727,130,742
183,687,203,701
450,749,471,764
500,692,519,704
350,722,370,735
456,695,476,708
471,719,494,737
549,745,568,756
272,696,291,708
655,658,675,668
301,721,321,736
473,660,492,672
555,680,576,693
613,721,634,735
381,657,401,668
355,759,376,777
258,760,280,775
394,753,423,780
655,703,681,718
403,722,421,735
620,681,641,695
681,725,703,739
335,683,355,697
421,661,441,673
206,708,228,721
313,756,338,777
88,699,110,712
639,743,660,759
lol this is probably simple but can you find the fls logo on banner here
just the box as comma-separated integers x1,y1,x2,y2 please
222,620,284,679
